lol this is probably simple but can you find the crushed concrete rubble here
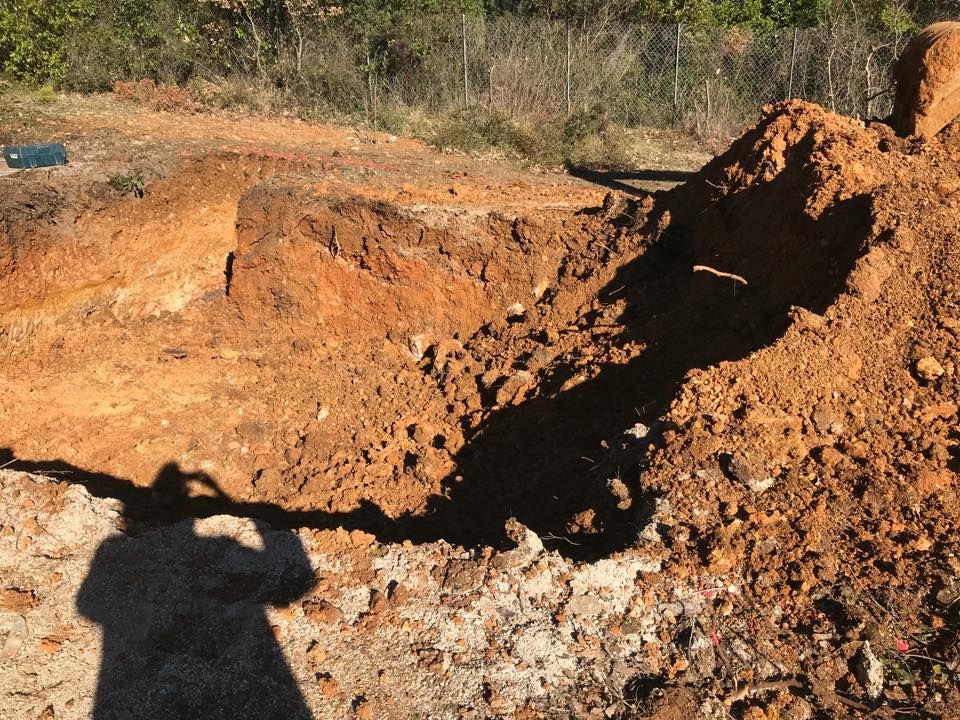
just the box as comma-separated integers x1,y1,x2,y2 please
0,470,732,720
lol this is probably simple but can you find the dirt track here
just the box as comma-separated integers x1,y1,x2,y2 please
2,94,960,718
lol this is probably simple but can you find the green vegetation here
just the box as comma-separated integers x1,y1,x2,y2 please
0,0,949,167
33,83,56,103
0,0,92,82
110,171,146,198
419,105,632,167
0,1,944,89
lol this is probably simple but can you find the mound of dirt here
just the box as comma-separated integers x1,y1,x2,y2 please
893,21,960,138
323,97,960,711
628,101,960,713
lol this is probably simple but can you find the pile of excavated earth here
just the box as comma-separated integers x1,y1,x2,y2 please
2,93,959,719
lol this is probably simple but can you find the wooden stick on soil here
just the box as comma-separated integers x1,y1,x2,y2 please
722,679,803,706
693,265,749,285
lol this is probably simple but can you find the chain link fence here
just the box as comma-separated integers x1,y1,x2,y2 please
297,16,910,136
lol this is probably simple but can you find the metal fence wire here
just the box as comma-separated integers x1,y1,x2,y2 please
304,15,910,134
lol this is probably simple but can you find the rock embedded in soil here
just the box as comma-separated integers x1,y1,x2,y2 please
721,453,775,493
915,355,945,381
855,641,885,699
0,613,28,660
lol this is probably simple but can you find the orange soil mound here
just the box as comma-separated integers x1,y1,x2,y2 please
300,99,959,711
631,101,960,712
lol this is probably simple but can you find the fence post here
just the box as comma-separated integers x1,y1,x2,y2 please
787,28,799,99
462,13,469,107
705,79,711,124
673,23,682,113
566,20,572,116
367,49,377,129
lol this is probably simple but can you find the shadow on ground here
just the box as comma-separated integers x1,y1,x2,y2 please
47,463,315,720
566,164,697,194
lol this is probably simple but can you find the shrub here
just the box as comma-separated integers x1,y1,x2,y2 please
34,84,56,103
564,128,634,170
562,104,611,144
294,60,368,116
202,78,287,114
420,105,636,170
0,0,92,83
430,109,539,157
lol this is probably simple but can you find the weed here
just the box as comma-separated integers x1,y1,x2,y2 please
110,172,145,198
34,85,56,104
883,654,915,687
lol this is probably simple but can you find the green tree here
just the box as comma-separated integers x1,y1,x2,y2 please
64,0,217,89
338,0,485,43
0,0,93,82
763,0,828,26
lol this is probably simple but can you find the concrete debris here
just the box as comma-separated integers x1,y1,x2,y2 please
0,470,718,720
623,423,650,442
856,640,885,699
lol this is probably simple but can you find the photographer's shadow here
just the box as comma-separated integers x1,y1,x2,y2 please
75,463,315,720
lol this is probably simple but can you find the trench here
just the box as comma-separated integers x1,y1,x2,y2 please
1,119,876,559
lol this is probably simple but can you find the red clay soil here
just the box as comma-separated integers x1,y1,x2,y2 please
3,98,960,716
893,21,960,138
634,103,960,715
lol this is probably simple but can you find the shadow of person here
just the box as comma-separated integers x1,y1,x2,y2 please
75,462,315,720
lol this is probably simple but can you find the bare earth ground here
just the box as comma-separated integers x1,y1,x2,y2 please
0,92,707,505
2,93,960,719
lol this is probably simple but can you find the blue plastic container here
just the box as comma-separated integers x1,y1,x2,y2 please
3,143,68,169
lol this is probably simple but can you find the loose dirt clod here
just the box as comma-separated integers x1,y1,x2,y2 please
893,21,960,138
916,355,946,381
